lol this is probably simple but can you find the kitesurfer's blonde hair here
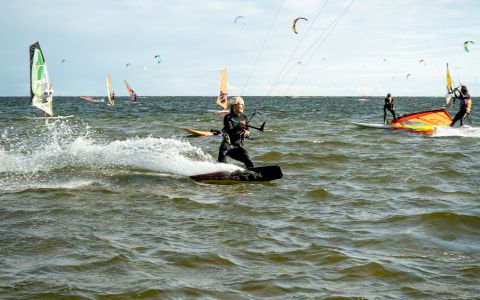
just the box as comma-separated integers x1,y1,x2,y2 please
229,96,244,113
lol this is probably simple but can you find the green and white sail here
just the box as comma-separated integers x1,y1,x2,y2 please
30,42,53,116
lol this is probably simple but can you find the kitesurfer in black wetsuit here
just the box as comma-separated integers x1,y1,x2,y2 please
218,96,255,168
384,93,397,124
450,85,471,127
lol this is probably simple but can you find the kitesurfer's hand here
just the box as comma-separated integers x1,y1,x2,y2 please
244,130,251,138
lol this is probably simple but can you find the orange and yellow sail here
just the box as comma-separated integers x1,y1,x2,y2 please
124,80,137,101
391,109,452,134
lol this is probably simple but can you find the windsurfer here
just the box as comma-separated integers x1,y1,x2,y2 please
42,87,53,101
450,85,471,127
218,96,255,168
110,91,116,105
384,93,397,124
42,88,53,117
131,90,137,102
42,91,49,102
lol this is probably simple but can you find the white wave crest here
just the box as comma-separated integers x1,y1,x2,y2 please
0,121,241,180
433,125,480,138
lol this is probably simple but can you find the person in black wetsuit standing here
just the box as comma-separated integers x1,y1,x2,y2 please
218,96,255,168
130,90,137,102
110,91,116,106
384,93,397,124
450,85,471,127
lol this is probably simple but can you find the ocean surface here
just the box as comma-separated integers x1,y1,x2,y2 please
1,96,479,299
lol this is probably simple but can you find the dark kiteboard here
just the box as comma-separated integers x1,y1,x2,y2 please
190,166,283,182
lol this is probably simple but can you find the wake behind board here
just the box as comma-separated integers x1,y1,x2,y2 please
352,122,391,129
191,166,283,182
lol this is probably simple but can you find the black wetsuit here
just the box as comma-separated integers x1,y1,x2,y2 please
450,92,470,127
384,97,397,123
218,112,255,168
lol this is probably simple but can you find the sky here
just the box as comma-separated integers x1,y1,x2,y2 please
1,0,479,97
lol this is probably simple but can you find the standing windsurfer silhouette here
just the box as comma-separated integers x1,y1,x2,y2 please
450,85,471,127
110,91,116,106
384,93,397,124
130,90,137,102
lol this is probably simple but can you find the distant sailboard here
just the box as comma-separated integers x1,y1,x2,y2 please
80,96,103,103
209,68,230,116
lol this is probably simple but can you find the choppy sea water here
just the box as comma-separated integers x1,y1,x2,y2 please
1,96,479,299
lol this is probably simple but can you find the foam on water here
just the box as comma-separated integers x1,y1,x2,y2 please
0,120,241,190
433,125,480,138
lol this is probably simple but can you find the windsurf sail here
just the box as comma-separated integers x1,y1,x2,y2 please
446,63,452,92
124,80,137,102
30,42,54,116
445,63,455,108
106,73,114,106
391,109,452,134
216,68,229,110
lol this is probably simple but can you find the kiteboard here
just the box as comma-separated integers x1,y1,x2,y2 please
185,128,222,137
190,165,283,182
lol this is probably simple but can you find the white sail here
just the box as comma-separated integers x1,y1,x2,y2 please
30,42,53,116
445,63,454,108
106,73,115,106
